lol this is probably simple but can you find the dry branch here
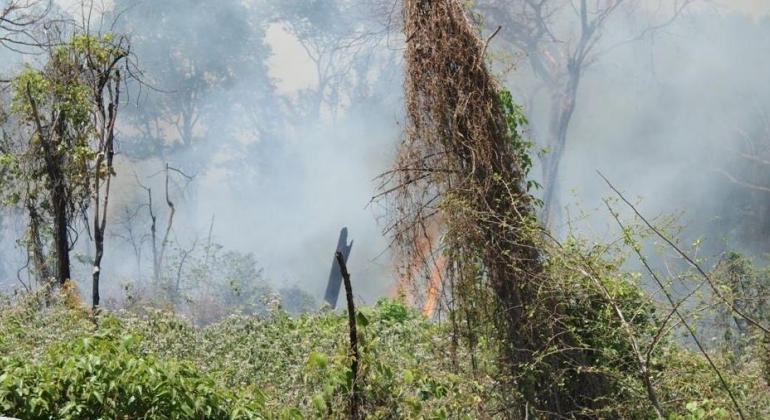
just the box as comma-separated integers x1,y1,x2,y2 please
336,251,360,420
600,171,770,338
604,201,745,420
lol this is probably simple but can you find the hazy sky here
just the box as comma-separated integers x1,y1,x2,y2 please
723,0,770,14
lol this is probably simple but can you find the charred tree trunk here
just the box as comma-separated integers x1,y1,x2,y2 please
51,110,72,286
51,179,70,285
540,63,582,227
91,66,122,309
336,251,361,420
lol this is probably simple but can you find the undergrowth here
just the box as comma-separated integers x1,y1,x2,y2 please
0,292,494,419
1,254,769,419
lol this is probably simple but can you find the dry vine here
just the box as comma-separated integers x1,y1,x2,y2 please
378,0,620,417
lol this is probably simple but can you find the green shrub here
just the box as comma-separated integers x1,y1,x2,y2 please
0,316,264,419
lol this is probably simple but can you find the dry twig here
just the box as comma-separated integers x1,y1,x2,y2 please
336,251,360,420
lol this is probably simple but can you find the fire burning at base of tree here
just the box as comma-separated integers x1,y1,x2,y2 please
421,253,445,317
391,219,445,318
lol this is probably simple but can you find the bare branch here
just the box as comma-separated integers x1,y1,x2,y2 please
602,196,745,420
715,168,770,194
0,0,57,51
600,170,770,339
479,25,501,61
591,0,696,61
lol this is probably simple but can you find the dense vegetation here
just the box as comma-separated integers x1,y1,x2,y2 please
0,291,493,419
2,0,770,418
1,234,770,418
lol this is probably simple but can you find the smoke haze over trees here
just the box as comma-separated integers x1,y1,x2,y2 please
0,0,756,318
0,0,768,330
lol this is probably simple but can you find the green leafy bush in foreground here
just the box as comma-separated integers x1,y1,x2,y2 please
0,316,264,419
0,293,493,419
2,275,770,419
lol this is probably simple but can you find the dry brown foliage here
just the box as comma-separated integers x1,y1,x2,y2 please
378,0,620,417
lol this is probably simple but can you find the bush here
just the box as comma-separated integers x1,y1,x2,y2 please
0,296,498,419
0,316,264,419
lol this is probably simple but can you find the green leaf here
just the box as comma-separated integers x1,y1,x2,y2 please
307,351,328,369
311,394,325,412
356,311,369,328
403,369,414,385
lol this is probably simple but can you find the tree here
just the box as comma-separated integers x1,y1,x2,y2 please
386,0,625,415
267,0,396,122
85,33,130,308
382,0,694,415
475,0,695,225
708,252,770,359
269,0,356,120
1,28,130,307
110,0,278,187
716,103,770,251
0,0,52,52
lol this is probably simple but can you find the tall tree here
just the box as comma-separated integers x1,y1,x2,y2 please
267,0,396,122
385,0,629,416
476,0,695,225
111,0,277,182
1,28,130,305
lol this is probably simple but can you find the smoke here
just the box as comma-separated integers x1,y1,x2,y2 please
184,12,403,302
4,0,770,307
500,4,770,260
194,109,398,300
99,0,402,304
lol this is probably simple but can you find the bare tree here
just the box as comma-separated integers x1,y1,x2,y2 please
90,35,130,309
134,162,193,285
0,0,54,52
715,104,770,250
476,0,696,225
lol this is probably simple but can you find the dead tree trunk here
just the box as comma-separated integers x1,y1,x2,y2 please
91,73,122,309
336,251,360,420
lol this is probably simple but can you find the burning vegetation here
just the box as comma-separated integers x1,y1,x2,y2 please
381,0,643,417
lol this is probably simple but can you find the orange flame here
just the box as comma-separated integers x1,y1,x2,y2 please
422,253,446,317
393,217,446,317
